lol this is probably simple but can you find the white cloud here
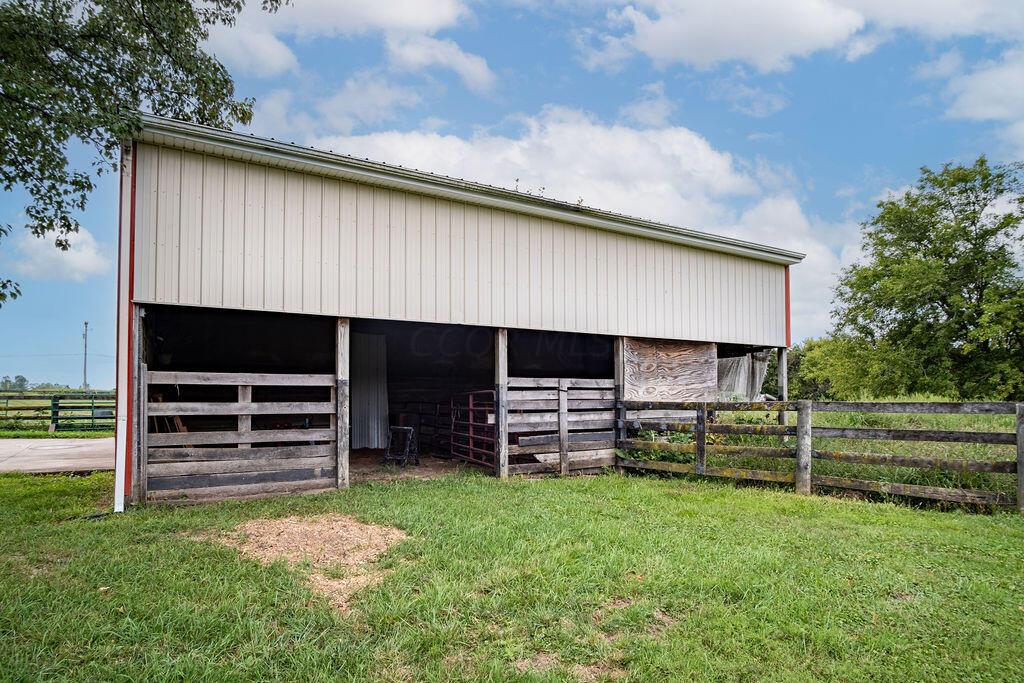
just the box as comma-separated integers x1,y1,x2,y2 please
312,105,857,339
385,34,496,93
578,1,1024,73
914,49,964,80
618,81,676,126
10,228,110,282
943,48,1024,156
317,72,422,135
248,74,422,141
709,72,788,117
206,24,298,77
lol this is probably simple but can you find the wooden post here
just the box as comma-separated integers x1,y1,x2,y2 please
695,403,707,475
237,385,252,450
614,337,626,446
336,318,350,489
130,304,143,503
494,328,509,478
1016,403,1023,514
48,397,59,433
777,347,788,431
795,399,812,495
558,378,569,476
138,363,148,504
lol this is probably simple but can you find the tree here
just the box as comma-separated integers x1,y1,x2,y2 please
830,156,1024,399
0,0,283,306
12,375,29,391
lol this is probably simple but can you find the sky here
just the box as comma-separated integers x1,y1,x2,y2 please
2,0,1024,389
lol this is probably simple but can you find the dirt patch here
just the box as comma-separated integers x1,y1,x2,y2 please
350,451,470,483
211,513,407,612
515,653,625,682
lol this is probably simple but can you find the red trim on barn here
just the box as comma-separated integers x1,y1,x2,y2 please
784,265,791,348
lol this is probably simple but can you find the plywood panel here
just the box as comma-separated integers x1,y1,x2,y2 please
133,142,789,347
623,337,718,402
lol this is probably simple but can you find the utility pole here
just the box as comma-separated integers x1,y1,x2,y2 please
82,321,89,391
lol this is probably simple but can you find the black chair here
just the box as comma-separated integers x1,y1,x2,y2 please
384,426,419,467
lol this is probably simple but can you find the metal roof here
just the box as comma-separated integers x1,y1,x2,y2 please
136,113,805,266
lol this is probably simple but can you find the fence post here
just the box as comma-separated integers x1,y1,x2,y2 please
558,378,569,476
48,397,59,433
695,403,707,475
1016,403,1023,514
795,399,812,494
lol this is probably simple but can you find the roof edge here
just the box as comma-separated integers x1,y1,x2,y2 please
136,114,805,266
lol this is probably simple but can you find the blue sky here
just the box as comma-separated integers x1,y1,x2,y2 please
3,0,1024,389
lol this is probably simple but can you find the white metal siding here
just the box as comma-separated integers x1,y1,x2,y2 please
133,143,787,346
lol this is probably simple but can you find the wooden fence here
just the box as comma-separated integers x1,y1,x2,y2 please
504,377,617,475
140,369,341,504
0,393,115,431
616,400,1024,511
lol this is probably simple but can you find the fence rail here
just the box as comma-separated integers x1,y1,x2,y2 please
0,393,116,431
616,400,1024,512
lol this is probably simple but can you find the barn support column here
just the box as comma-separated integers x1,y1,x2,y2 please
495,328,509,478
777,347,789,433
336,318,351,488
614,337,626,453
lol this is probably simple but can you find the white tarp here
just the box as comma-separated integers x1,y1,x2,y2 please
717,351,771,401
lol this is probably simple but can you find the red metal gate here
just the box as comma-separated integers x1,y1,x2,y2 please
450,390,496,468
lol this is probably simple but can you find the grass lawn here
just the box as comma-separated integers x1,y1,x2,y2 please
2,470,1023,681
0,430,114,439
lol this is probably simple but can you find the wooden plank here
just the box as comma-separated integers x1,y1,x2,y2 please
337,318,350,489
148,478,334,503
813,426,1016,445
149,466,335,492
695,404,706,475
149,455,336,477
516,431,615,447
624,400,796,412
495,327,509,479
138,360,148,504
509,399,616,411
148,444,335,463
147,401,335,417
614,336,626,452
619,440,795,459
147,371,335,386
617,458,696,475
812,401,1017,415
558,379,569,476
510,440,615,456
795,400,812,495
508,419,615,434
710,424,797,437
626,409,697,420
507,389,614,401
705,467,795,483
623,337,717,402
148,428,336,447
507,377,614,389
812,449,1017,473
812,475,1015,506
508,410,616,424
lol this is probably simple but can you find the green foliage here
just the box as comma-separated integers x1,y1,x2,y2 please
0,0,284,305
795,157,1024,400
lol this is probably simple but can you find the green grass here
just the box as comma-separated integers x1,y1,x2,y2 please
0,430,114,439
2,470,1024,681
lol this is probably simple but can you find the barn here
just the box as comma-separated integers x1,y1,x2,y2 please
111,114,804,511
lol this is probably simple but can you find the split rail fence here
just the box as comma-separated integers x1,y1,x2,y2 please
617,400,1024,511
139,369,343,504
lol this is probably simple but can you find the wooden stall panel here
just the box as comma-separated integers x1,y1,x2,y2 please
623,337,717,402
144,371,338,504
